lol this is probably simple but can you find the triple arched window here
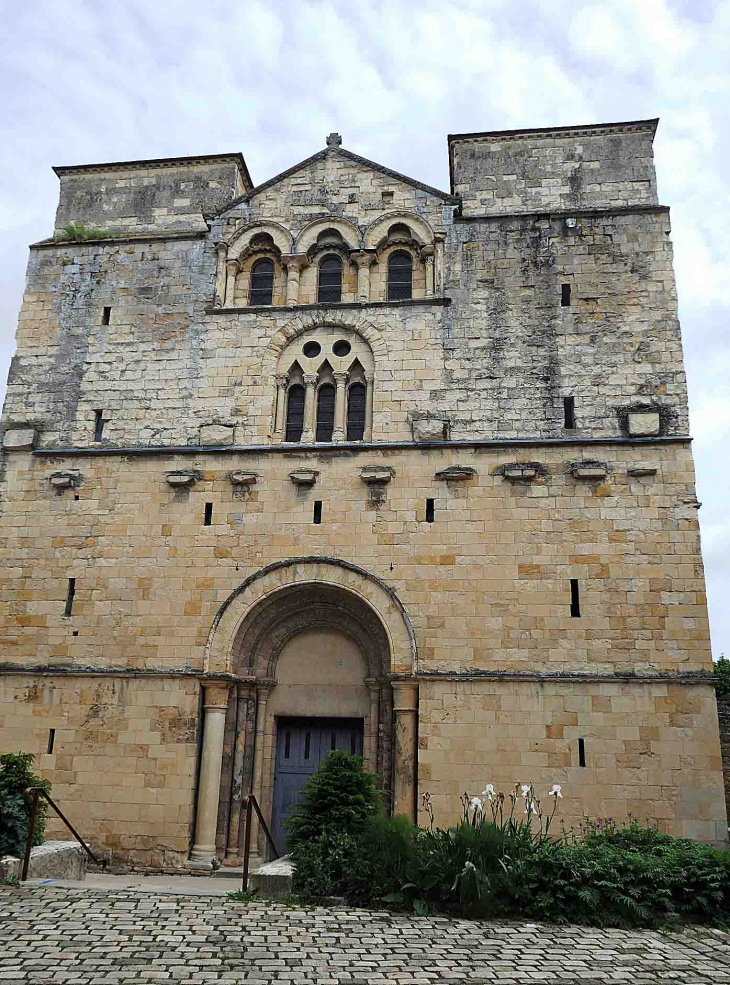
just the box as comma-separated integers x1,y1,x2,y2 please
318,255,342,303
284,380,369,443
387,250,413,301
250,258,274,306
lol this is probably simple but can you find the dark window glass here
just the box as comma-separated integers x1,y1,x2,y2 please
316,384,335,442
250,258,274,306
285,385,305,442
318,255,342,303
346,383,366,441
388,250,412,300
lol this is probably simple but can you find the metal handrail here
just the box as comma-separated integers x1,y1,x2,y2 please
22,786,107,881
241,794,280,891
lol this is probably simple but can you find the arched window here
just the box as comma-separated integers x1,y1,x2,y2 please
285,385,305,442
318,255,342,303
250,258,274,306
388,250,412,301
346,383,366,441
316,384,336,442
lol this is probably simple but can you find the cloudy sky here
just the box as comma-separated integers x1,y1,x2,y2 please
1,0,728,655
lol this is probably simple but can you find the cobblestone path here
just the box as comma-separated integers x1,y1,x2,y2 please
2,886,730,984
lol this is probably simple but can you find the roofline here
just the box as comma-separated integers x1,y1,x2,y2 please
447,118,659,195
53,152,253,190
210,145,458,218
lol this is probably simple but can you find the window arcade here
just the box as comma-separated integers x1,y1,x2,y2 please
249,257,275,306
318,255,343,303
387,250,413,300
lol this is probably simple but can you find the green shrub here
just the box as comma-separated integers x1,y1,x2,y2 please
286,750,380,851
714,655,730,697
0,753,50,858
53,221,111,243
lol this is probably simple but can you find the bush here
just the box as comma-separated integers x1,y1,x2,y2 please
286,750,380,851
714,655,730,697
0,753,50,858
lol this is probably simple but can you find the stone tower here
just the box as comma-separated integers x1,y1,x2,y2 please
1,119,724,871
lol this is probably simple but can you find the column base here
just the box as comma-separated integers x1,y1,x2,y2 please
186,847,217,871
301,429,314,442
332,428,345,442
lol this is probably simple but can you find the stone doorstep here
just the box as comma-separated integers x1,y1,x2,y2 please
248,854,294,899
1,840,87,883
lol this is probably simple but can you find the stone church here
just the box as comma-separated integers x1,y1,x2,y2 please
1,119,725,872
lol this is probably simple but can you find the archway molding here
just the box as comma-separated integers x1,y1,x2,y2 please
363,210,435,249
262,311,387,382
227,219,293,259
205,557,417,677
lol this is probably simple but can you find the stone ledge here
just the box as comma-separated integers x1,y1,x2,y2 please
1,841,87,883
206,296,452,315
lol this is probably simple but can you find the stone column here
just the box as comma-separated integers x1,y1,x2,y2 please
332,371,349,442
391,680,418,822
282,255,306,306
364,374,374,442
301,374,318,443
352,250,376,302
422,246,435,297
224,259,240,308
214,243,228,308
250,680,276,858
364,679,380,771
273,375,289,440
187,681,230,870
225,682,256,863
434,234,445,295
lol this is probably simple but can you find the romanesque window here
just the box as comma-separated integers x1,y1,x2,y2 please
285,384,305,442
387,250,413,300
316,384,336,442
346,383,366,441
318,256,342,303
250,258,275,306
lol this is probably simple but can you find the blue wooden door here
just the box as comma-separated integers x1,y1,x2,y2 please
271,717,363,853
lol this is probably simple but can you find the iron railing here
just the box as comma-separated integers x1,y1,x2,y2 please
22,786,106,881
241,794,279,891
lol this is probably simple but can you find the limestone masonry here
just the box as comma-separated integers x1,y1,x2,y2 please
1,119,724,872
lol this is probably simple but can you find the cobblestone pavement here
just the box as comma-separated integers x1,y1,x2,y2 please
2,886,730,984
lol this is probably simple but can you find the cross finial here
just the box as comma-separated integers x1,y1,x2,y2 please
326,132,342,148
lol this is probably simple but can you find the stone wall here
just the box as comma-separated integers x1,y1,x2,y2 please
450,121,658,216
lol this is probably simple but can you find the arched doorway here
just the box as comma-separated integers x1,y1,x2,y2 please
214,578,396,861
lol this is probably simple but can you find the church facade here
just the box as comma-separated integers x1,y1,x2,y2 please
1,120,725,871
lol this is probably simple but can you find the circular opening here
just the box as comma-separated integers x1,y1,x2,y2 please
332,340,351,358
302,341,321,358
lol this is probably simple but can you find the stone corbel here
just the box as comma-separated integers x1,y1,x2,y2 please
568,462,609,480
494,462,548,483
166,469,201,488
360,465,395,485
49,470,82,489
434,465,476,482
289,469,319,487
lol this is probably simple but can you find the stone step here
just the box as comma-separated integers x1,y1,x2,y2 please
248,855,294,899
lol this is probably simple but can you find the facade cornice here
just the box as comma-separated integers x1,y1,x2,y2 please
205,296,451,315
390,670,713,686
448,118,659,146
52,152,253,190
31,436,692,458
29,230,208,250
0,663,255,683
454,205,670,224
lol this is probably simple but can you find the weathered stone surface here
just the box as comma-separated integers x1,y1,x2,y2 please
628,411,661,436
200,423,235,445
289,468,318,486
248,854,294,899
412,417,447,442
1,841,86,882
2,427,35,449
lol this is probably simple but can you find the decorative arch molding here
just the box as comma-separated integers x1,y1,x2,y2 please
363,210,435,250
262,310,387,380
227,220,293,259
204,557,417,676
295,216,361,253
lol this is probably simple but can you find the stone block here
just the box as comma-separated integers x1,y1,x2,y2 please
1,841,87,883
412,418,447,442
628,412,661,437
248,855,294,899
3,427,36,450
200,424,235,446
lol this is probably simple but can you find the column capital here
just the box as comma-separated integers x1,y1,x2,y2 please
364,677,381,693
236,681,256,698
255,678,277,698
281,253,309,271
226,258,240,276
275,374,289,389
364,373,374,385
350,249,377,269
421,245,435,259
333,370,349,385
200,680,230,710
391,678,418,711
303,373,318,387
216,241,229,256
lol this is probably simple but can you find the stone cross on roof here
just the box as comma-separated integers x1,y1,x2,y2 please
326,133,342,148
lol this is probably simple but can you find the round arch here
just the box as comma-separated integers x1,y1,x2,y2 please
295,216,361,253
227,220,293,259
262,310,387,381
205,557,417,676
363,210,435,249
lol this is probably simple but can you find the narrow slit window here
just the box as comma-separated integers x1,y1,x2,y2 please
316,384,335,442
346,383,366,441
388,250,413,301
318,255,342,303
203,503,213,526
64,578,76,616
285,385,305,442
564,396,576,429
249,258,275,306
93,410,105,442
304,732,311,760
570,579,581,617
561,283,571,307
47,729,56,754
578,737,586,768
313,501,322,525
102,306,112,325
426,498,435,523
